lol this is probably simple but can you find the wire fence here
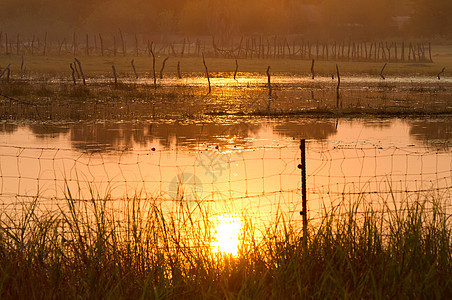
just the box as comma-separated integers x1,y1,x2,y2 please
0,142,451,224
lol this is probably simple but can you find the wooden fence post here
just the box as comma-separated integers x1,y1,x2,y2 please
298,139,308,247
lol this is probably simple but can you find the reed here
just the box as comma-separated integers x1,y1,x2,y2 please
0,189,450,298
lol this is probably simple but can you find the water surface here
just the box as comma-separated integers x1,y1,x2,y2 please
1,117,450,214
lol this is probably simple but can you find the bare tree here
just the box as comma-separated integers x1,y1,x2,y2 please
207,0,239,46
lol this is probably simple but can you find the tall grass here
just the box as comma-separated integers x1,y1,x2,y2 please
0,192,450,299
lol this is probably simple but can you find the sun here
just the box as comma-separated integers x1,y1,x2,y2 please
211,214,242,256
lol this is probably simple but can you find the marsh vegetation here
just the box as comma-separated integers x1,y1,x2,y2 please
0,191,450,298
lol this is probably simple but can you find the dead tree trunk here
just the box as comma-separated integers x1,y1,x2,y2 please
135,35,139,56
86,34,89,56
99,34,104,56
0,64,11,78
266,66,272,96
202,53,211,94
336,64,341,108
20,56,24,78
58,39,65,55
73,32,77,56
150,42,156,89
181,38,186,58
177,61,182,79
43,32,47,56
159,57,169,79
401,42,405,62
394,42,398,62
73,59,80,78
74,58,86,85
131,59,138,79
5,33,9,54
16,34,19,55
311,59,315,80
380,63,387,80
112,65,118,85
69,63,76,85
437,67,445,80
119,29,126,56
113,36,117,56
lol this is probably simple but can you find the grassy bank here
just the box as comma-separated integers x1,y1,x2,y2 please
0,193,450,298
1,44,452,77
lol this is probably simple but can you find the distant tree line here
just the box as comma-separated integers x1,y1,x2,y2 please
1,0,451,40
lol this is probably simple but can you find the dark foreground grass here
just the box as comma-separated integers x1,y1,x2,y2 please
0,194,451,299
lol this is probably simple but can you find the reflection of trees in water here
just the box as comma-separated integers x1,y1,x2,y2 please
362,119,392,129
20,118,451,153
0,123,18,134
28,125,70,139
71,123,154,153
69,121,261,152
7,116,450,153
68,119,338,153
4,118,339,153
147,121,262,149
408,119,451,150
273,119,337,141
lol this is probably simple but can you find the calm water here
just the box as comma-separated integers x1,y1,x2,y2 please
1,117,450,150
1,117,450,206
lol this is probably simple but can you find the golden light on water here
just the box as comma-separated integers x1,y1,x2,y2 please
211,215,242,256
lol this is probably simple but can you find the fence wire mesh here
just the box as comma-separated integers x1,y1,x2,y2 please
1,142,451,225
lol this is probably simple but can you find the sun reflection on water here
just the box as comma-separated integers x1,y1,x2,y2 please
211,215,242,256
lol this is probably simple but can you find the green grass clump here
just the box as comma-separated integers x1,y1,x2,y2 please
0,193,450,299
